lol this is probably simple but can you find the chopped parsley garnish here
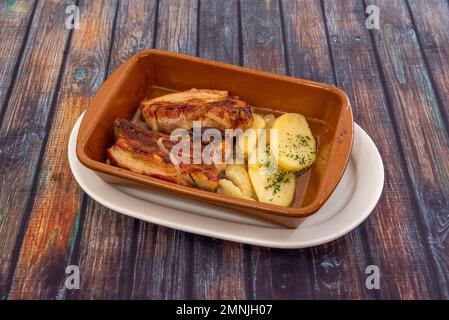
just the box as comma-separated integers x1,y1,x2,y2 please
297,134,310,147
264,170,290,195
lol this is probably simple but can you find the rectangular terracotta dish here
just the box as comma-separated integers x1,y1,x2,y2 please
76,49,353,228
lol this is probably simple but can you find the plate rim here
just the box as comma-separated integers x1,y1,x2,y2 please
68,113,384,248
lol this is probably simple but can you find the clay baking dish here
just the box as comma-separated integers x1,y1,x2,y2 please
76,49,353,228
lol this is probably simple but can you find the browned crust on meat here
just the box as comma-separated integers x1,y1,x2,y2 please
140,89,254,134
108,119,220,191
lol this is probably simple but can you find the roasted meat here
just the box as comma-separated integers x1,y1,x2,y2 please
107,119,222,191
140,89,254,134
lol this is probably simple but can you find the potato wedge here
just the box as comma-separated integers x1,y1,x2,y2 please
247,147,296,206
237,113,266,157
262,113,275,144
251,113,266,130
218,179,254,201
271,113,316,171
236,129,257,157
263,114,275,128
225,164,255,198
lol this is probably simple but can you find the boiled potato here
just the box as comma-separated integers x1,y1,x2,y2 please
271,113,316,171
262,113,275,144
247,147,296,206
237,113,266,157
263,114,275,128
218,179,254,201
251,113,266,129
225,164,255,198
236,130,257,157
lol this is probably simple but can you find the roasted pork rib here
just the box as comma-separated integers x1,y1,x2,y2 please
141,89,254,134
107,119,222,191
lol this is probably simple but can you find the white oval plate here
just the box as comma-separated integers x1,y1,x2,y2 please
69,113,384,248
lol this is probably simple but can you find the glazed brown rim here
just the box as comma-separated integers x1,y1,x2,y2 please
76,49,353,218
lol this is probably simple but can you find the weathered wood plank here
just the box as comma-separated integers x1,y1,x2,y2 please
154,0,197,54
279,0,374,300
198,0,239,66
130,223,192,299
0,0,37,119
280,0,334,84
108,0,159,72
69,0,158,300
240,0,286,75
0,0,74,299
128,0,198,299
407,0,449,131
239,0,316,299
71,200,134,299
1,0,444,300
365,0,449,298
191,0,246,300
7,0,119,300
323,0,437,299
324,1,432,299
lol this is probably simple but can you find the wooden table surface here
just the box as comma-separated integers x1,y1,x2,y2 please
1,0,449,300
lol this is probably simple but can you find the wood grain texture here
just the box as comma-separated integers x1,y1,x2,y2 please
240,0,286,74
7,0,119,300
407,0,449,133
0,0,74,299
0,0,448,300
365,0,449,298
239,0,316,300
192,0,246,300
72,200,134,299
198,0,239,66
0,0,36,118
130,223,192,299
324,0,437,299
128,0,198,299
281,0,374,300
154,0,197,54
69,0,158,300
280,0,334,83
108,0,159,71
